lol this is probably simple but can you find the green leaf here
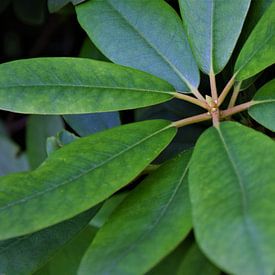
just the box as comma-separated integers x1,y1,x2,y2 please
249,80,275,132
76,0,199,92
179,0,250,74
35,226,97,275
0,58,174,114
177,243,220,275
189,122,275,275
48,0,85,13
27,115,64,169
63,112,120,136
0,136,29,176
0,207,99,275
235,1,275,80
79,151,192,275
0,120,176,240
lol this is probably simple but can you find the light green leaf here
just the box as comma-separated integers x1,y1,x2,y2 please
177,243,220,275
179,0,250,74
249,80,275,132
0,58,174,114
27,115,64,169
0,120,176,240
79,151,192,275
48,0,85,13
235,1,275,80
76,0,199,92
0,136,29,176
189,122,275,275
0,207,99,275
35,226,97,275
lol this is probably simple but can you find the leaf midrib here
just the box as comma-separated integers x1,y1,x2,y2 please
0,124,173,214
216,127,265,271
101,159,190,274
105,0,193,91
0,84,173,95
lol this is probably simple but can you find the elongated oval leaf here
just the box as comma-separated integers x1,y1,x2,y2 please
0,207,98,275
235,1,275,80
0,120,176,240
0,58,174,114
79,151,192,275
76,0,199,92
179,0,250,74
249,80,275,131
189,122,275,275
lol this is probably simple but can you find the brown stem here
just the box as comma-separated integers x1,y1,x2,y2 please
209,71,218,102
173,92,210,110
220,101,255,118
217,74,236,106
212,110,220,127
172,112,211,128
228,81,242,108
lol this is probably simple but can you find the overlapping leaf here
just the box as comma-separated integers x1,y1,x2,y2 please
0,58,174,114
189,122,275,275
0,120,176,240
76,0,199,92
235,1,275,80
179,0,250,74
249,80,275,131
79,151,192,275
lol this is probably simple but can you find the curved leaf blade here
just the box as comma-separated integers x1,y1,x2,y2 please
79,151,192,275
0,58,174,114
76,0,199,92
249,80,275,131
0,120,176,240
189,122,275,275
179,0,250,74
0,207,98,275
235,1,275,80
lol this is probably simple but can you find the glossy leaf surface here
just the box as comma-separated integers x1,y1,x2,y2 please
79,151,192,275
0,120,176,240
0,58,174,114
76,0,199,92
189,122,275,275
27,115,64,169
235,1,275,80
249,80,275,131
0,207,98,275
63,112,120,137
179,0,250,74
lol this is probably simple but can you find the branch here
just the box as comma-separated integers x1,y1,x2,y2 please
220,101,255,118
173,92,209,110
217,74,236,106
228,81,242,108
172,112,211,128
209,71,218,102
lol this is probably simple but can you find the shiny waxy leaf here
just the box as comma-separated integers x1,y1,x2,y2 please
79,151,192,275
0,207,98,275
249,80,275,132
27,115,64,169
189,122,275,275
0,120,176,240
235,1,275,80
0,58,174,114
76,0,199,92
179,0,250,74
